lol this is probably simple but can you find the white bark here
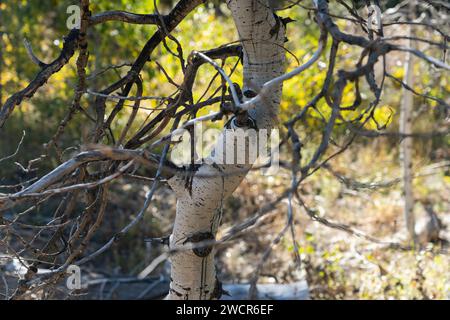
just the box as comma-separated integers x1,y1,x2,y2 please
399,23,416,244
166,0,286,300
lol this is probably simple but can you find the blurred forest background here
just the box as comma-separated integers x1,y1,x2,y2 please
0,0,449,299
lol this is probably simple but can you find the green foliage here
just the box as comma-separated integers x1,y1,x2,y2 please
0,1,448,293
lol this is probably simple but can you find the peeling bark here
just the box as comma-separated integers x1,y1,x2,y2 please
166,0,286,300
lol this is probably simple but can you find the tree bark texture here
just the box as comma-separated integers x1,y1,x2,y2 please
166,0,286,300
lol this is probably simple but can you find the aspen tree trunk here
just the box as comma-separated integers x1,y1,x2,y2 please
400,23,416,244
166,0,286,300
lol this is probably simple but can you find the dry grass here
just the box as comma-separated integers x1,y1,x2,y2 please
216,139,450,299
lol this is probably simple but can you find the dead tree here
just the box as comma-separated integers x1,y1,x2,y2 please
399,2,416,244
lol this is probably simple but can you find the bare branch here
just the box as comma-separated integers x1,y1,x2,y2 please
90,11,160,26
0,29,80,128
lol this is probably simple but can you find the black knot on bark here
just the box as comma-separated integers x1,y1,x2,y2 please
232,114,257,130
184,232,215,257
243,89,257,98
